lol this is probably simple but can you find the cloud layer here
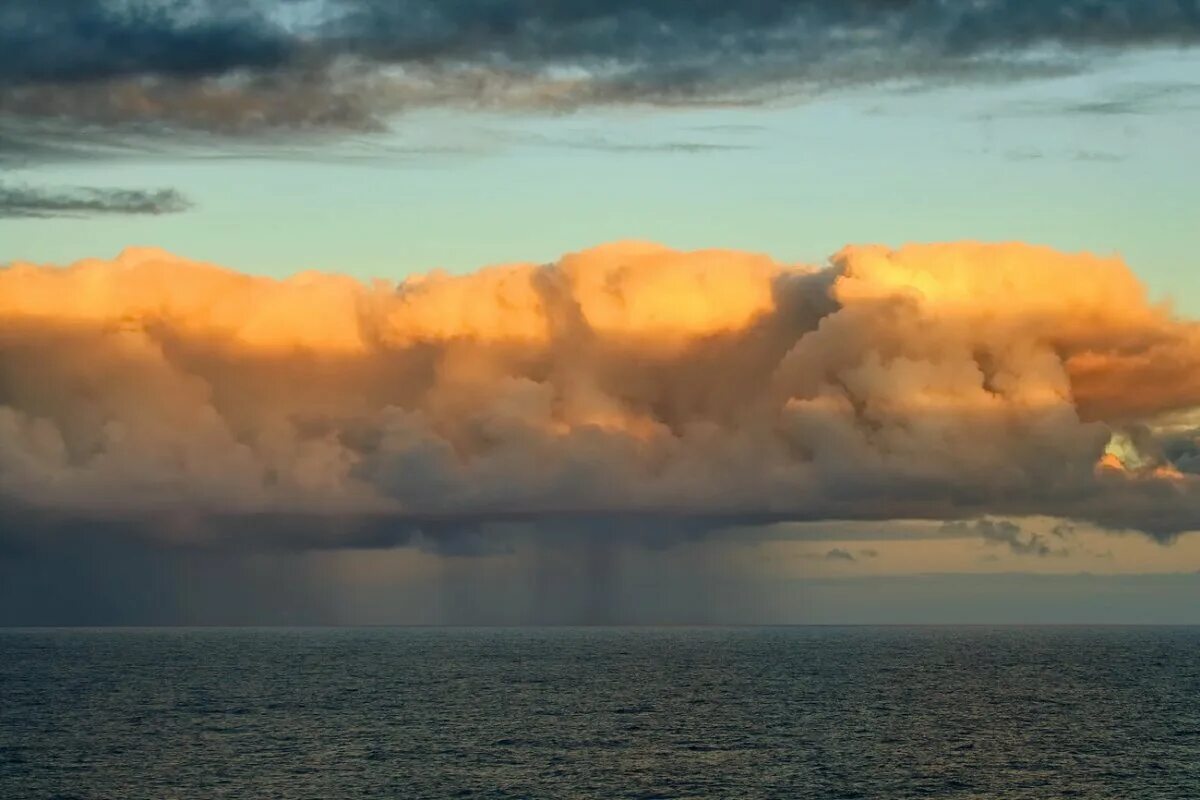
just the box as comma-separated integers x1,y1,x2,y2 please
0,183,190,218
4,1,1196,216
2,240,1199,549
4,0,1200,139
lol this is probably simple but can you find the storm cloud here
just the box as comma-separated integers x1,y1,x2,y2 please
2,239,1200,552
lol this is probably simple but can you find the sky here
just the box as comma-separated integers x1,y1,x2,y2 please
2,0,1200,624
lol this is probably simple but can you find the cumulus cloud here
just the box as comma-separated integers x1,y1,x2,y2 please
2,0,1199,144
2,240,1200,551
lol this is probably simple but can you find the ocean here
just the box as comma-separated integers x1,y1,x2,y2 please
2,627,1198,799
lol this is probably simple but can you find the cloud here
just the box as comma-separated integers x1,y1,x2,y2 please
943,519,1070,558
3,0,1200,146
1060,83,1200,117
825,548,856,562
553,137,753,155
2,239,1200,552
2,1,1191,214
1072,150,1126,163
994,146,1128,164
0,183,190,218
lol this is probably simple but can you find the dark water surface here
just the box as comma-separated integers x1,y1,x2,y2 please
2,627,1198,799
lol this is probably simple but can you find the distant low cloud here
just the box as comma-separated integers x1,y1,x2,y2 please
1060,83,1200,117
2,239,1200,552
983,82,1200,121
0,183,190,218
944,519,1071,558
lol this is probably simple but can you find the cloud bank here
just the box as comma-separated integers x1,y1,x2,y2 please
2,240,1199,550
4,1,1196,217
3,0,1199,141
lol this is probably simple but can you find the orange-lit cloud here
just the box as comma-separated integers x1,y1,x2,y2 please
2,240,1199,547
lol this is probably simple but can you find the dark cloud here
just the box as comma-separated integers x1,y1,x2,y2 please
9,1,1199,80
2,0,1199,143
1051,522,1077,538
0,1,290,85
944,519,1071,558
1,1,1193,207
0,182,190,218
1162,428,1200,475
